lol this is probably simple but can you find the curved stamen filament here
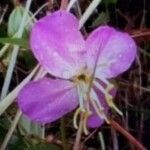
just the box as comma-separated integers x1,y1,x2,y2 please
74,82,91,133
106,99,123,115
83,111,92,135
73,107,92,135
74,76,122,134
98,76,114,88
91,89,104,110
94,80,123,115
90,98,110,124
94,80,112,97
91,89,109,123
73,108,81,129
99,77,115,93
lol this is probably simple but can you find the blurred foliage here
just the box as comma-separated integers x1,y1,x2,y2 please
8,135,28,150
8,6,33,37
19,50,37,70
0,118,10,143
0,37,29,49
0,24,7,48
29,143,61,150
91,11,109,27
103,0,118,4
0,24,7,37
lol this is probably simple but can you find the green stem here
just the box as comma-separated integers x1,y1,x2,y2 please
60,117,68,150
105,2,109,19
0,0,33,100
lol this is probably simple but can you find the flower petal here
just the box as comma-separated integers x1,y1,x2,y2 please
85,26,137,78
17,77,78,124
87,80,117,128
30,10,86,79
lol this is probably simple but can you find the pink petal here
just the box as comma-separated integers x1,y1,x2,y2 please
30,10,86,79
87,80,117,128
85,26,137,78
17,77,79,124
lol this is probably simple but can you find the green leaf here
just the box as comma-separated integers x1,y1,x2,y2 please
103,0,118,4
0,118,10,143
0,23,7,37
8,6,33,37
19,115,43,136
8,135,28,150
20,51,37,69
91,12,109,28
0,37,29,49
29,143,61,150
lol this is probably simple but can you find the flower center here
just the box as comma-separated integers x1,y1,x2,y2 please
72,72,123,135
77,74,86,82
73,70,91,84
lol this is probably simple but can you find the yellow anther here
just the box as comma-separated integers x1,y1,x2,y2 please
106,84,114,92
105,96,123,116
105,94,113,102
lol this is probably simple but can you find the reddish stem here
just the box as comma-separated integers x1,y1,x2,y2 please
60,0,69,10
131,31,150,38
47,0,53,11
110,120,146,150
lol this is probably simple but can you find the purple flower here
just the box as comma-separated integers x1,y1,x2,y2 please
17,10,136,133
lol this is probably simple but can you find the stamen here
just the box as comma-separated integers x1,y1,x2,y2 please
99,77,114,90
94,80,112,97
94,80,123,116
83,111,92,135
106,98,123,115
91,89,110,122
90,99,110,124
91,89,104,110
79,82,91,111
77,85,85,112
84,98,90,112
73,108,81,129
